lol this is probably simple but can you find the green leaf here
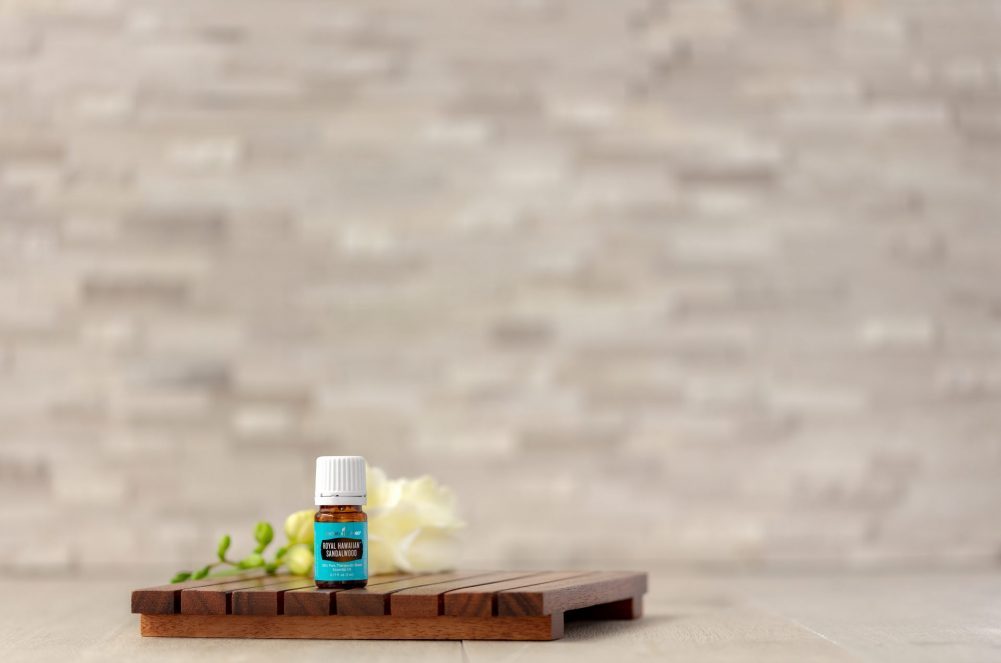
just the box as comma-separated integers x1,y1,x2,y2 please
238,552,265,569
274,545,288,560
192,565,211,580
171,571,192,583
216,534,231,561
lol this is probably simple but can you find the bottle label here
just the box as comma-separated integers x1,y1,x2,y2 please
313,521,368,582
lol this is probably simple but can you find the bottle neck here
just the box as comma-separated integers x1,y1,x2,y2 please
317,504,364,513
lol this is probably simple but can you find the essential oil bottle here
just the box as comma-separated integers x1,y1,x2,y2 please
314,455,368,589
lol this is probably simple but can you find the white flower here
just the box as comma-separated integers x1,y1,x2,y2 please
366,466,464,575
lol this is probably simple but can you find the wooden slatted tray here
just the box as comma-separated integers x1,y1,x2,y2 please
132,570,647,641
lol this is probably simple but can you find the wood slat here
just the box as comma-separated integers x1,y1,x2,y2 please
141,613,564,641
283,573,412,616
231,577,316,615
336,571,492,616
180,576,300,615
443,571,592,617
497,571,648,616
283,589,338,617
390,572,539,617
130,572,265,615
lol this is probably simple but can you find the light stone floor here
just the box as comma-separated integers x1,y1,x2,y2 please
1,570,999,662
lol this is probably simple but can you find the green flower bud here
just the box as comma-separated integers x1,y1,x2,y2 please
285,543,313,576
238,552,265,569
254,522,274,548
216,534,231,561
171,571,192,583
284,509,314,546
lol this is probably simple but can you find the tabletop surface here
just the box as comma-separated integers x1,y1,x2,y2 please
2,570,1000,662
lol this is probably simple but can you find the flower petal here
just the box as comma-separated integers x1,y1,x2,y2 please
366,465,404,513
400,475,464,529
285,543,313,576
395,526,461,573
284,509,314,546
367,532,399,576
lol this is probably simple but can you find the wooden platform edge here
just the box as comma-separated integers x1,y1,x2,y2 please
140,613,564,641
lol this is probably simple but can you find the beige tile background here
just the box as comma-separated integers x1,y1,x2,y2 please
0,0,999,574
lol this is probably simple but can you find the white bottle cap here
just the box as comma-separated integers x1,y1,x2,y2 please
315,456,367,506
